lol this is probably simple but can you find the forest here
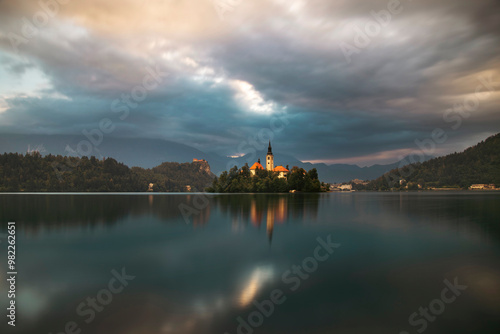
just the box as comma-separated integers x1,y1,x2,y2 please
363,133,500,190
0,153,215,192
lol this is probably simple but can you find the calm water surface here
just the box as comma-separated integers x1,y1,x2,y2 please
1,192,500,334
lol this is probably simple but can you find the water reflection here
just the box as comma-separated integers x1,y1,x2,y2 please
0,194,212,231
215,194,319,242
0,193,499,334
0,194,321,241
238,265,275,307
1,193,499,242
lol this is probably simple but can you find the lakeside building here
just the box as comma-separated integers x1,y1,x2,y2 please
249,141,289,178
330,184,353,191
469,184,497,190
339,184,353,191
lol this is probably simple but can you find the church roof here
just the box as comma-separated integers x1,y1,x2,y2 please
250,162,264,170
273,165,289,172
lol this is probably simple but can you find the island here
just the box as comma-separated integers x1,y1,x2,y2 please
206,141,324,193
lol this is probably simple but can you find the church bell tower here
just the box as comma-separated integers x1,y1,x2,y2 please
266,141,274,171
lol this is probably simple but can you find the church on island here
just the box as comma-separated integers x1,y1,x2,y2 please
249,141,289,178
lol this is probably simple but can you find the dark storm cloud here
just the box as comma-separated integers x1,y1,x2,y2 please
0,0,498,165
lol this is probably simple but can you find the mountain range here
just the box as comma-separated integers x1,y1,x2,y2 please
0,133,427,183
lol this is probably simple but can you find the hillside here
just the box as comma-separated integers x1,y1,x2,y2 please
366,133,500,190
0,153,215,192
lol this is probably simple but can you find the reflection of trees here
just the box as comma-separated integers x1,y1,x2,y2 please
215,194,320,242
0,195,133,233
0,194,213,233
181,194,211,227
387,193,500,242
0,194,321,236
350,193,500,242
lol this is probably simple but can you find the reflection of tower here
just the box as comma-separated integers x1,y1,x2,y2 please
266,141,274,171
242,196,291,243
266,209,274,243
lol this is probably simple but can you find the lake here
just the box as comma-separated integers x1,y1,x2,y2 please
1,192,499,334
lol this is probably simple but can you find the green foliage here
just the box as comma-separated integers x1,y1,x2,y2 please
206,166,321,193
365,133,500,190
0,153,214,192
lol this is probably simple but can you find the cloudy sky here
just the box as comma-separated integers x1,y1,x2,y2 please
0,0,499,166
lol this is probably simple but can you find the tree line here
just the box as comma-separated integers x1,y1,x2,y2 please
0,153,214,192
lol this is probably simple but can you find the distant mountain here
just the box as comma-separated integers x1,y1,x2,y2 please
367,133,500,190
223,151,430,183
0,133,429,183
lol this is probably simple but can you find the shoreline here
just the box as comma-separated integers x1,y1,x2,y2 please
0,190,499,195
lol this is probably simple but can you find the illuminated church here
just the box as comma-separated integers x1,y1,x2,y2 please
249,141,289,178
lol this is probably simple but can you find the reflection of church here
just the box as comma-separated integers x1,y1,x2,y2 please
250,196,288,242
178,194,321,244
249,141,289,178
